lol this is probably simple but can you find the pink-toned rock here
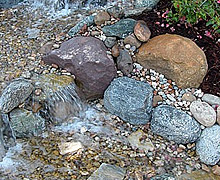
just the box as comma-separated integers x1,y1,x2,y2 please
94,11,110,26
134,20,151,42
136,34,208,88
43,37,117,100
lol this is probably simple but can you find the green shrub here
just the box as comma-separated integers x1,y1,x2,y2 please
167,0,220,33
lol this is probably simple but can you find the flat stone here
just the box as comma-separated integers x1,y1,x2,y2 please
190,100,216,127
134,20,151,42
0,78,34,113
202,93,220,106
43,37,117,100
196,125,220,165
104,77,153,125
58,141,83,155
116,49,133,75
151,105,201,144
102,18,136,38
88,163,126,180
124,34,142,48
94,11,110,26
9,108,46,138
104,37,117,48
182,92,196,102
128,129,154,152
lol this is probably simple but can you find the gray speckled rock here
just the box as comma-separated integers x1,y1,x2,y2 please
134,0,160,8
151,174,176,180
102,19,136,38
116,49,133,75
88,163,125,180
104,77,153,125
68,15,94,36
9,108,46,138
196,125,220,165
0,79,34,113
151,105,201,144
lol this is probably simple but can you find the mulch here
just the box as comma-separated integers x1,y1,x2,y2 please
131,0,220,96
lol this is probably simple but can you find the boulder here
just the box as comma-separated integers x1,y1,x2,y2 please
136,34,208,88
151,105,201,144
102,18,136,38
116,49,133,75
43,37,117,100
190,100,216,127
0,78,34,113
104,77,153,125
88,163,125,180
196,125,220,165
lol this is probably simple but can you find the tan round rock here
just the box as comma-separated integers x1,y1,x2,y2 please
136,34,208,88
190,100,216,127
94,11,110,26
134,20,151,42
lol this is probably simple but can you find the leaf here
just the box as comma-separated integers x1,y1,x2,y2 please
215,29,220,33
206,20,214,26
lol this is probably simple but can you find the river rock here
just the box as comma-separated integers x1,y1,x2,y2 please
190,100,216,127
9,108,46,138
116,49,133,75
136,34,208,88
134,0,160,9
68,15,94,36
124,34,142,48
0,79,34,113
102,18,136,38
134,20,151,42
94,11,110,26
104,77,153,125
196,125,220,165
201,93,220,106
104,37,117,48
43,37,117,100
151,105,201,144
88,163,126,180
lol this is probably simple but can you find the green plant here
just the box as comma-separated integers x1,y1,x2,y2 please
167,0,220,33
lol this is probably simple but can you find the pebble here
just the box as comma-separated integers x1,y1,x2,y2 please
134,20,151,42
202,93,220,106
94,11,110,26
190,100,216,127
182,92,197,102
111,44,120,57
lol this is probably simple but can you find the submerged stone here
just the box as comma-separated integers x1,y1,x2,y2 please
104,77,153,125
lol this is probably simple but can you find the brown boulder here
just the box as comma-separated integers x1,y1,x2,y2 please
136,34,208,88
43,37,117,100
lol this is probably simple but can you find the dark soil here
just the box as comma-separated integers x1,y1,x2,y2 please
131,0,220,96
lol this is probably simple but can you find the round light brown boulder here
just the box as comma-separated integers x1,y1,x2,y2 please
136,34,208,88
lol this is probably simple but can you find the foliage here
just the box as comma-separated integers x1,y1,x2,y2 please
167,0,220,33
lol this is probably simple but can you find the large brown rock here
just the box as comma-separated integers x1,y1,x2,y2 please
43,37,117,100
136,34,208,88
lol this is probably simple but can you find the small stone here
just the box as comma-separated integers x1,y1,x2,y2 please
104,36,117,48
116,49,133,75
125,44,131,49
202,93,220,106
94,11,110,26
91,31,101,36
212,165,220,176
217,106,220,125
58,141,83,155
190,100,216,127
111,44,120,57
182,92,196,102
167,94,176,102
124,34,142,48
134,20,151,42
153,95,163,107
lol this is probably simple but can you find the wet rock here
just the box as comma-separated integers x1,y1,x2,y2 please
201,93,220,106
181,92,196,102
88,163,126,180
134,20,151,42
102,18,136,38
134,0,160,9
151,105,201,144
58,141,83,155
116,49,133,75
111,44,120,57
0,78,34,113
128,129,154,152
94,11,110,26
68,15,94,36
124,34,142,48
43,37,117,100
190,100,216,127
104,77,153,125
196,125,220,165
177,170,220,180
104,37,117,48
9,108,46,138
136,34,208,88
26,28,40,39
151,174,176,180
